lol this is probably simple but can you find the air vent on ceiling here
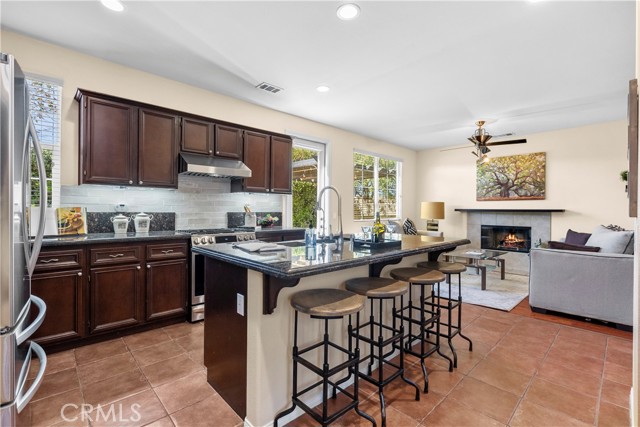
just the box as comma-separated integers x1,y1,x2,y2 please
255,82,283,94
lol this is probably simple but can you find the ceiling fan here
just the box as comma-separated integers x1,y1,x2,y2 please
468,120,527,161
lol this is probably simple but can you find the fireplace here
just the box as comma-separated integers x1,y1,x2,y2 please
481,225,532,253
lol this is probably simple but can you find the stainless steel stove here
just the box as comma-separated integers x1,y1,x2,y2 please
187,229,257,246
179,228,257,322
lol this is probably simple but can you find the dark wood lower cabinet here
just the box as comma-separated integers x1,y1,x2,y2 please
31,269,85,344
146,259,187,321
89,263,145,334
33,240,190,350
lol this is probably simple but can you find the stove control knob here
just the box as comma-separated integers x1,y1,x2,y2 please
250,233,256,240
238,235,245,241
208,236,215,244
193,237,200,245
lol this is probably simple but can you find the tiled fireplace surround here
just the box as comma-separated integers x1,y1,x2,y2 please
464,211,552,275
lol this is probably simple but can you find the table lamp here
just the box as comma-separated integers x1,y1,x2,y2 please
420,201,445,232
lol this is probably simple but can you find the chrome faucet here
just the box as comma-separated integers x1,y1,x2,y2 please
315,185,343,247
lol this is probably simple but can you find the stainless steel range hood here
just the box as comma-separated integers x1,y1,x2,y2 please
179,153,252,178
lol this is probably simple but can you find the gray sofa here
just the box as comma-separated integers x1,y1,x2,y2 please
528,248,633,329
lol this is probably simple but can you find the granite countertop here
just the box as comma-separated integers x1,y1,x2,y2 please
41,231,190,247
253,227,305,233
192,234,470,279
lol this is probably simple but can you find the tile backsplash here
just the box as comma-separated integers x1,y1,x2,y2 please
61,175,283,230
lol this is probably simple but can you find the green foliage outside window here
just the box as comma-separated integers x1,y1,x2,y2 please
292,147,318,227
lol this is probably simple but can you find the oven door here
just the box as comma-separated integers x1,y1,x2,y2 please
191,251,205,312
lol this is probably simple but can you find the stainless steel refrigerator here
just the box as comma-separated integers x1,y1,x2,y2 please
0,52,48,425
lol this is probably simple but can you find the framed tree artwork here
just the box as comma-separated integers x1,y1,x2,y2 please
476,152,546,201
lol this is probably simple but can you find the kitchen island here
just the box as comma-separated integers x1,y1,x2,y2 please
193,234,470,427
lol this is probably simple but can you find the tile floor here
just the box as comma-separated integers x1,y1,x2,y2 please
17,303,632,427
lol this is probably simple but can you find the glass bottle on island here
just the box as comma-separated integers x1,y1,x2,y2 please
372,212,386,243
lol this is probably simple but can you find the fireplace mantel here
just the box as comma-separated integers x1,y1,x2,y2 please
455,208,565,213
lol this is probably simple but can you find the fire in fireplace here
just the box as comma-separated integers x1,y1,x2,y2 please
481,225,532,253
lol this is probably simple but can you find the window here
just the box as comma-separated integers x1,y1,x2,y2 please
353,151,401,220
290,138,326,228
27,77,61,208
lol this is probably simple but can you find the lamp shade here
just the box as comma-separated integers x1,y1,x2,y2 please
420,202,445,220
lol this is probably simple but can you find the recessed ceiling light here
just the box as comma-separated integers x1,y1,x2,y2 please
101,0,124,12
337,3,360,21
316,86,330,93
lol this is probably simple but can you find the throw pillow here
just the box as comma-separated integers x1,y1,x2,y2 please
603,224,635,255
585,225,633,254
548,241,601,252
565,229,591,245
403,218,418,235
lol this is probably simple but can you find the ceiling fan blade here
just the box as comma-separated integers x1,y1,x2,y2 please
485,138,527,146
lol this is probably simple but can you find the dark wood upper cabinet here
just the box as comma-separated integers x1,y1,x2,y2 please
181,117,214,155
138,108,179,187
80,96,137,185
232,132,292,194
270,135,292,194
241,131,271,192
76,89,290,192
76,90,179,188
215,124,243,159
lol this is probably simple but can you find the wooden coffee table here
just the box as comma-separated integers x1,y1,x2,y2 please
442,249,506,290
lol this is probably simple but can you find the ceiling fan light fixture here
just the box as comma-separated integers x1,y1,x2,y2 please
100,0,124,12
316,85,330,93
337,3,361,20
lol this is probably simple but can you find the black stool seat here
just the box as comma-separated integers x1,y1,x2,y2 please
390,267,445,284
417,261,466,274
345,277,409,298
290,289,365,317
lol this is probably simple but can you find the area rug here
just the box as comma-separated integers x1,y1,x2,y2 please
436,271,529,312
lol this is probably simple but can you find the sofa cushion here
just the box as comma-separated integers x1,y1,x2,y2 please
565,229,591,245
403,218,418,235
585,225,633,254
548,241,601,252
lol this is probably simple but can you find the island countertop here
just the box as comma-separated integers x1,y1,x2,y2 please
192,234,470,280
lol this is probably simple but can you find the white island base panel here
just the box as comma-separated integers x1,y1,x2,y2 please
244,253,431,427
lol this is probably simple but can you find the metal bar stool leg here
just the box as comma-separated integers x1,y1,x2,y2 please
456,272,473,351
433,281,454,372
274,311,300,427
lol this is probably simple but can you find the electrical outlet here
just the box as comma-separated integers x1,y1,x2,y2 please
115,203,126,212
236,293,245,316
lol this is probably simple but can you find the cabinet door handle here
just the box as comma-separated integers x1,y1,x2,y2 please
41,258,59,263
209,150,213,154
77,272,82,277
161,249,174,254
129,180,133,184
109,254,124,258
146,265,151,269
137,265,141,270
139,180,143,185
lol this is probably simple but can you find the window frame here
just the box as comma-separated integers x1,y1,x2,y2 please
353,149,402,221
26,75,62,208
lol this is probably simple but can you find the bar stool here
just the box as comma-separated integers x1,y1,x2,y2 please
417,261,473,368
274,289,376,427
343,277,420,427
390,267,452,393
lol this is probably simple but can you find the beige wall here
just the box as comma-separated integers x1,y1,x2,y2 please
417,120,633,240
0,30,417,234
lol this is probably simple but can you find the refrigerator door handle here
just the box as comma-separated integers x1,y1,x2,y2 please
22,116,47,276
16,295,46,346
15,341,47,413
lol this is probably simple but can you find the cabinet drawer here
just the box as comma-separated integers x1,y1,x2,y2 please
35,248,84,272
90,245,143,266
146,242,188,260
